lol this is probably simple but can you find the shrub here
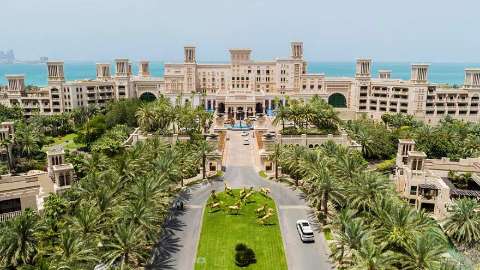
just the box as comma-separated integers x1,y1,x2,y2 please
235,243,247,252
375,158,396,173
234,243,256,267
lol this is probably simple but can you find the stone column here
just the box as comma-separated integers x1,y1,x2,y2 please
301,134,307,146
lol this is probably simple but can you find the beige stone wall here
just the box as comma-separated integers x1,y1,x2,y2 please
20,195,38,211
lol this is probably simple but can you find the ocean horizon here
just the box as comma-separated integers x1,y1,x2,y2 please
1,61,479,87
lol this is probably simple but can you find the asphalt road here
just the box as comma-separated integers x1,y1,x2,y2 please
151,131,332,270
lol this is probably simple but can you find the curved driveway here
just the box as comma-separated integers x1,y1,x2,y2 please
151,131,332,270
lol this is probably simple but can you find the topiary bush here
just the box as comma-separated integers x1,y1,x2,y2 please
234,243,256,267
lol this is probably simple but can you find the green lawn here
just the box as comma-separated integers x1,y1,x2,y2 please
195,189,287,270
43,133,85,151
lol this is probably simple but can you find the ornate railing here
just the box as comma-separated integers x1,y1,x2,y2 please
0,210,22,223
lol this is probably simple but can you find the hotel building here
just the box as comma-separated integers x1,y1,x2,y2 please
0,42,480,124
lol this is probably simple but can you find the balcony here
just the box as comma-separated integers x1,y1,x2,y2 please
418,184,439,202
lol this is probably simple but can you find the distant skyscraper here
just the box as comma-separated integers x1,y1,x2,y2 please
0,49,15,64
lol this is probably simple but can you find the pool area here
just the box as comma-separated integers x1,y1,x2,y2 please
224,123,252,130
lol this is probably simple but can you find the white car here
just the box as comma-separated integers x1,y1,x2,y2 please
241,132,249,136
296,220,314,242
243,139,250,145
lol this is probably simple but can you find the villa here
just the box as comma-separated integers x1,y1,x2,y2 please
0,124,74,222
0,42,479,125
394,139,480,219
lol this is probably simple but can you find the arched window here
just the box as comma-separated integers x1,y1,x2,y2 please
218,103,225,113
328,93,347,108
139,92,156,102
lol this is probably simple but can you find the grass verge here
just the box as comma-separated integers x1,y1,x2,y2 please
195,189,287,270
43,133,85,151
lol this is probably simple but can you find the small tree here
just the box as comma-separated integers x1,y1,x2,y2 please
234,243,256,267
268,144,282,180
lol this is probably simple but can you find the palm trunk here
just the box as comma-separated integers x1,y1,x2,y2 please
202,154,206,179
274,161,278,180
339,246,345,267
322,191,328,216
6,144,14,174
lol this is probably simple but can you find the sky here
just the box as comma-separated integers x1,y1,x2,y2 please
1,0,479,62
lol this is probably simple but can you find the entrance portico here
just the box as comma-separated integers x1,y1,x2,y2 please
226,105,255,120
224,95,257,120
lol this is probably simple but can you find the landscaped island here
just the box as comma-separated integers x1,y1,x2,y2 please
195,188,287,270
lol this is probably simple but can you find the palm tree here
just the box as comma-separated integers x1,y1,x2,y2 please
135,105,156,132
352,125,374,158
331,217,368,267
333,149,367,181
196,139,214,179
112,152,142,185
53,228,99,269
17,258,56,270
281,145,305,186
395,231,447,270
15,123,41,157
302,158,343,216
154,150,182,184
0,136,15,173
351,238,396,270
93,185,117,214
370,197,438,251
70,203,103,240
268,143,283,180
0,210,39,267
196,108,214,133
272,103,289,130
443,198,480,245
102,222,149,269
345,172,393,211
308,95,342,132
120,197,164,241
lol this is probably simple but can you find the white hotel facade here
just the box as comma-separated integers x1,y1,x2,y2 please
1,42,480,124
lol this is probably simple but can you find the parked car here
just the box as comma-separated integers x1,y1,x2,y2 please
243,139,250,145
296,220,314,242
241,131,249,136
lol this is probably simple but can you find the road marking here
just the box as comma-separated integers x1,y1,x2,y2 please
186,205,203,209
278,205,310,210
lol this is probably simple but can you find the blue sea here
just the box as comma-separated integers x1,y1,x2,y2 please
1,61,479,86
